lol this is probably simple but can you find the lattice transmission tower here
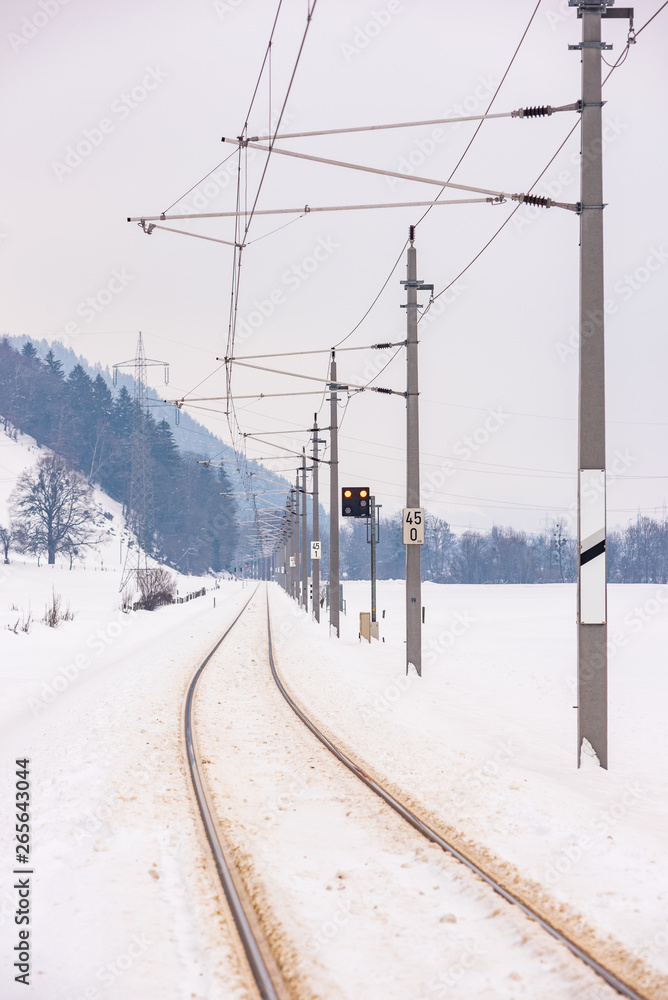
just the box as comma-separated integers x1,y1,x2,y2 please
113,333,169,591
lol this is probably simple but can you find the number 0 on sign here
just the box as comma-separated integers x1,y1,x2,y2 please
403,508,424,545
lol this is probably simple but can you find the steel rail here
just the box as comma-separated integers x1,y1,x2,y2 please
184,585,282,1000
264,586,647,1000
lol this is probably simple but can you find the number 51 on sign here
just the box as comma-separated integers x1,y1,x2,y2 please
403,508,424,545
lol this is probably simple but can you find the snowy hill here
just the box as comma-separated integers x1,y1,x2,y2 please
0,424,219,633
0,423,126,569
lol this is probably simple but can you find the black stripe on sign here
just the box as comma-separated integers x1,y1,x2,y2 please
580,538,606,566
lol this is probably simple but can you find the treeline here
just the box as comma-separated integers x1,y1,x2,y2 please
0,339,238,574
340,512,668,584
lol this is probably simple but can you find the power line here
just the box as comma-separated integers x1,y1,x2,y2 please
424,0,664,309
328,0,545,360
415,0,544,232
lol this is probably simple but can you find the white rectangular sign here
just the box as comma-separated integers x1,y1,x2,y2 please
579,469,606,624
289,555,296,567
310,540,321,559
402,507,424,545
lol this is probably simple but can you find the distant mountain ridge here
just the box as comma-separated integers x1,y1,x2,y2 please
6,336,292,508
7,336,233,462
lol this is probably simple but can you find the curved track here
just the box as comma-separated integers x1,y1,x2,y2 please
264,587,648,1000
184,583,648,1000
184,586,283,1000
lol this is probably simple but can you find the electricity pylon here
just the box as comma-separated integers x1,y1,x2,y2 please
113,333,169,591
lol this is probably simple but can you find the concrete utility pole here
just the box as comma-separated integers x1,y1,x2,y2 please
281,536,288,594
369,496,378,623
312,414,322,623
294,476,301,602
570,0,630,769
291,485,298,600
401,229,432,676
329,352,340,636
301,448,308,612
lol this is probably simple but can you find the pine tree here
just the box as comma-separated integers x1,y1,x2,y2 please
44,349,65,379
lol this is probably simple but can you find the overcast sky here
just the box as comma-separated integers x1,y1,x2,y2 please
2,0,667,535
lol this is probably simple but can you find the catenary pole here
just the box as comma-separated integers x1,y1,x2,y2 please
291,485,298,601
402,230,431,676
312,414,321,622
573,2,610,769
370,496,377,623
329,353,340,636
301,448,308,612
294,475,300,602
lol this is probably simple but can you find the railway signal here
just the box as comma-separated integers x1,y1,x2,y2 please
342,486,370,517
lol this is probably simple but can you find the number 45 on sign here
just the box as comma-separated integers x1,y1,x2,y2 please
403,508,424,545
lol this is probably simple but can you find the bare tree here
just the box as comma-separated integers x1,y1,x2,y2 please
10,455,104,565
0,523,12,564
136,567,176,610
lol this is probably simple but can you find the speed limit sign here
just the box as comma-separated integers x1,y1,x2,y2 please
402,508,424,545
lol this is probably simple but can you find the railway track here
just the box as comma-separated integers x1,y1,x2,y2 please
184,583,649,1000
184,585,286,1000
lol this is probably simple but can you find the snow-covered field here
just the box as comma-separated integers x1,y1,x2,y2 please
273,579,668,997
1,425,666,999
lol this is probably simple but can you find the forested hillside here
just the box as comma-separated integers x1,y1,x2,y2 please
0,338,238,574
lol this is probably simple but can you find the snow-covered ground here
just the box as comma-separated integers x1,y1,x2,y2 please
272,579,668,998
1,426,253,999
1,424,666,998
194,589,630,1000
